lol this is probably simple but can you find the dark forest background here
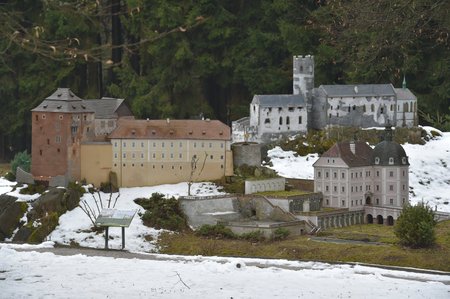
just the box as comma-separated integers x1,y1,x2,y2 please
0,0,448,161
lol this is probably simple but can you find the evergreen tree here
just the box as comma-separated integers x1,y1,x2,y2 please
394,202,437,248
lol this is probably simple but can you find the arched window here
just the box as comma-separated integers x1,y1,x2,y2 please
279,117,283,125
286,116,290,125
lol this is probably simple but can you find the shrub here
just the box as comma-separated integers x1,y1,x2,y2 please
4,171,16,182
196,224,236,239
273,227,290,241
10,150,31,175
394,202,437,248
240,230,265,242
135,193,189,232
19,184,46,195
68,181,86,196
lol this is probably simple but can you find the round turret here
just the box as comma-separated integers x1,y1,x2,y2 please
372,127,409,166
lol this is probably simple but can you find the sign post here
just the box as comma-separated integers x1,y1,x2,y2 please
95,209,136,250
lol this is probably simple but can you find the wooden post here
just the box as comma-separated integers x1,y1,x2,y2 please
105,226,109,249
122,226,125,249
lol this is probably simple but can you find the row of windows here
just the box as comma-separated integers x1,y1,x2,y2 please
113,163,224,169
115,152,224,160
264,116,303,125
115,141,224,149
35,114,89,121
318,169,406,179
260,106,304,113
324,183,406,193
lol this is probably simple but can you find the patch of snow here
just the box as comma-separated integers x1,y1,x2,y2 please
0,247,448,298
265,146,318,179
49,182,226,252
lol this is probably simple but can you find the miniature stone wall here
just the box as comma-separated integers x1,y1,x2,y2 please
245,178,285,195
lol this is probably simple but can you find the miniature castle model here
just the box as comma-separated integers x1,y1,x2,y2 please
313,126,409,225
31,88,233,187
233,55,418,143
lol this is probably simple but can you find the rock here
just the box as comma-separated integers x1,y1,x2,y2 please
49,175,68,187
30,188,80,220
16,167,35,185
0,194,27,241
12,226,33,242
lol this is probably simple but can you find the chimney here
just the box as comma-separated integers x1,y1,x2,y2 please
350,141,356,154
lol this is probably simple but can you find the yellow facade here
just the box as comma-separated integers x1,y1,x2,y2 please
80,143,113,187
111,139,233,187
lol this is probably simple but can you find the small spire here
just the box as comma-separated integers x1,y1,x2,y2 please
402,75,406,89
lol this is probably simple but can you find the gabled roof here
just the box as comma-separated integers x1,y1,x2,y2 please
31,88,94,113
251,94,305,107
319,84,395,97
108,118,231,140
85,97,128,119
315,141,373,167
394,88,417,100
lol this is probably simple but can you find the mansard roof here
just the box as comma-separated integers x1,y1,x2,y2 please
32,88,94,113
251,94,305,107
319,84,396,97
109,118,231,140
394,88,417,100
316,141,373,167
85,97,132,119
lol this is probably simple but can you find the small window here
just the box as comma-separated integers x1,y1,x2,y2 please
171,142,173,148
389,185,394,191
35,115,38,121
123,142,126,147
389,171,394,177
375,157,380,164
318,171,321,178
123,153,126,158
390,198,394,205
342,200,345,206
279,117,283,125
402,157,407,164
286,116,290,125
132,142,135,148
141,142,144,148
59,115,63,120
39,150,42,156
162,142,165,148
42,114,46,119
389,157,394,165
298,116,302,124
288,107,294,112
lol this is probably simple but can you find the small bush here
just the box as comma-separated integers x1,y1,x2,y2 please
273,227,290,241
196,224,236,239
135,193,189,232
10,151,31,175
394,202,437,248
240,230,265,242
68,181,86,196
19,184,46,195
4,171,16,182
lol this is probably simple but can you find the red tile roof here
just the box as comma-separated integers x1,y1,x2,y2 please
320,141,373,167
108,118,231,140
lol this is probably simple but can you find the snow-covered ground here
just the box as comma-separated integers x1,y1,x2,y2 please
1,244,449,298
266,127,450,212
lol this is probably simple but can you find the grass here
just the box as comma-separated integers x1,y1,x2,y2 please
158,220,450,271
0,163,10,177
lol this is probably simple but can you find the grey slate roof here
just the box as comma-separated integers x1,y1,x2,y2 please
319,84,395,97
251,94,305,107
85,98,126,119
394,88,417,100
31,88,94,113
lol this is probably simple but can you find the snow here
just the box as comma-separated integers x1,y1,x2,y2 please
49,182,225,252
0,246,448,298
266,128,450,212
265,146,319,179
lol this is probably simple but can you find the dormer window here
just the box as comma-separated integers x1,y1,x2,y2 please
389,157,394,165
375,157,380,165
402,157,407,164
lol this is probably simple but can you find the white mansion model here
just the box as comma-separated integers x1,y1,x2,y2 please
313,127,409,225
233,55,418,143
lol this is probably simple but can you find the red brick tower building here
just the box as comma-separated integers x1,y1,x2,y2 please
31,88,95,182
